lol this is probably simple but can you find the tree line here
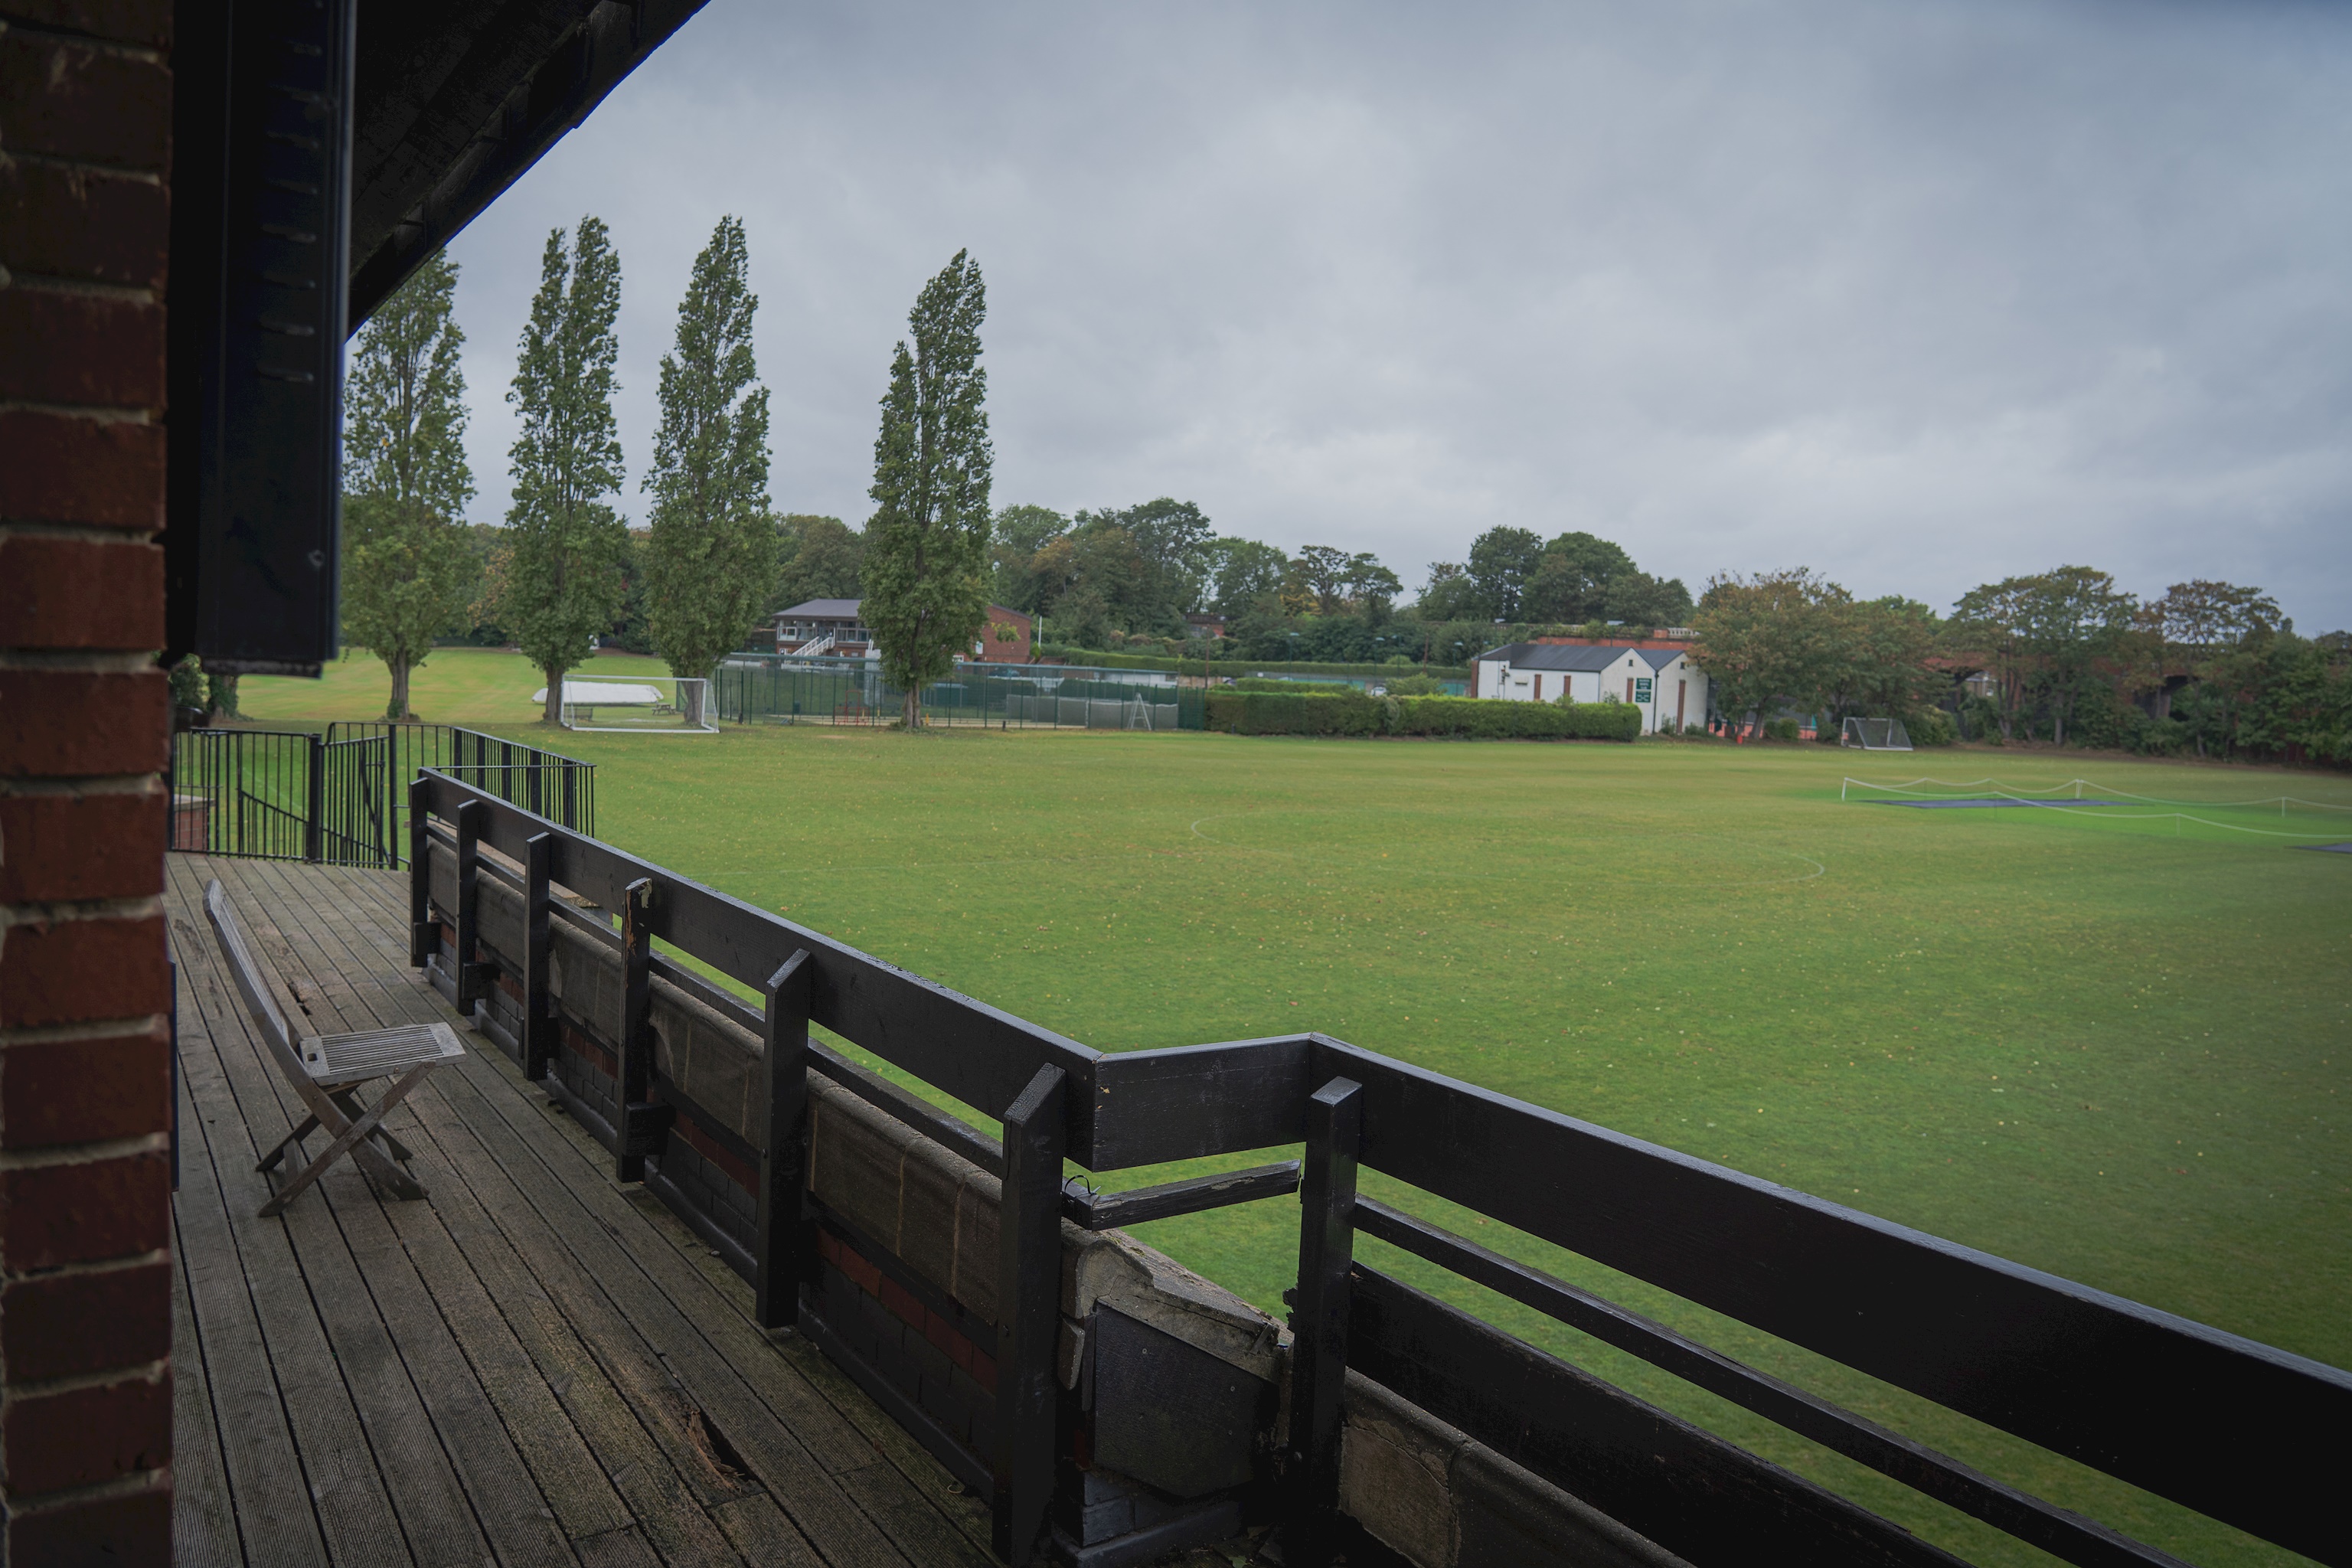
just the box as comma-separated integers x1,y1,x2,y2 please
333,221,2346,759
1690,567,2351,761
338,221,990,727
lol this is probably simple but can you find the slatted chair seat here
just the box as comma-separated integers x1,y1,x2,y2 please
299,1024,464,1088
203,879,462,1217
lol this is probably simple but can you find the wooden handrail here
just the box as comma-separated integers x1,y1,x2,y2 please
409,769,2352,1568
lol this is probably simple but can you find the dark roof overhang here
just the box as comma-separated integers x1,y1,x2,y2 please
347,0,710,332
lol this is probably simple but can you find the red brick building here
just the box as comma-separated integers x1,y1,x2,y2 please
0,4,701,1556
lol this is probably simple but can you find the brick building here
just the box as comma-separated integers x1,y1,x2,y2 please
1,3,701,1557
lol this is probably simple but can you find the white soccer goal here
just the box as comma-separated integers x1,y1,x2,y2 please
531,677,717,733
1841,717,1913,751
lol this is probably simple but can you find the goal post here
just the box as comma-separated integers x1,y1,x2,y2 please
1841,717,1913,751
531,677,717,733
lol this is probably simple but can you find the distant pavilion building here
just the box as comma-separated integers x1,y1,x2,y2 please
767,599,1034,664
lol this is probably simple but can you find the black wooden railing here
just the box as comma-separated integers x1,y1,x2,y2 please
407,770,2352,1568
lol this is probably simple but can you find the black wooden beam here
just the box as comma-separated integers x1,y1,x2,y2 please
413,773,1105,1154
1064,1161,1302,1231
1351,1265,1965,1568
452,799,485,1009
756,951,812,1333
1353,1198,2187,1568
612,877,673,1181
1285,1076,1361,1568
1308,1037,2352,1563
407,777,2352,1568
522,831,555,1082
407,774,434,965
994,1064,1067,1566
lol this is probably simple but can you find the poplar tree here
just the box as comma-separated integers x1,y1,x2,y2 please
341,251,476,720
864,250,992,728
503,217,629,724
645,215,776,720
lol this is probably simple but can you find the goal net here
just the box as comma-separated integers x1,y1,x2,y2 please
534,677,717,733
1841,717,1913,751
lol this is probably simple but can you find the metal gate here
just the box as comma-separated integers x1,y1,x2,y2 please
168,728,337,863
170,724,595,867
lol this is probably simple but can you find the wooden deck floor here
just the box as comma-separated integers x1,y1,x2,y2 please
165,854,1001,1568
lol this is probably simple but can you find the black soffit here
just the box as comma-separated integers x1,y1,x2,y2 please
346,0,712,332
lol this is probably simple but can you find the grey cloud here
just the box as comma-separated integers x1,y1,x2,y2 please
445,0,2352,625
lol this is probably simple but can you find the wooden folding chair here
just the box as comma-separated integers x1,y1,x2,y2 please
202,879,464,1217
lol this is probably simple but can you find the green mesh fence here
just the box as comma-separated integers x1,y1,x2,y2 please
714,658,1206,731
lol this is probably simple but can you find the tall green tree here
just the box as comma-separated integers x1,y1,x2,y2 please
771,514,866,613
502,217,631,724
644,216,777,719
2015,567,2136,747
864,250,993,728
991,505,1070,611
1206,538,1291,617
1690,568,1851,736
1466,526,1544,620
341,250,477,720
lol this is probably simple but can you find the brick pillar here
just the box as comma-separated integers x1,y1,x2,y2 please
0,2,178,1561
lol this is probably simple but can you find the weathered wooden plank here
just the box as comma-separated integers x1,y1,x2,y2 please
239,861,746,1565
169,1210,243,1568
167,877,413,1567
571,1524,665,1568
1086,1034,1315,1170
197,874,500,1568
328,859,1102,1567
831,1453,998,1568
1070,1159,1300,1231
590,1137,998,1563
217,881,586,1568
393,1094,753,1568
418,1040,913,1568
227,860,747,1568
707,1494,826,1568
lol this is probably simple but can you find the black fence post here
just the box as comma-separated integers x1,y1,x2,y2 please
995,1063,1067,1566
523,831,554,1082
755,949,812,1332
1288,1075,1363,1566
614,877,673,1182
407,775,434,965
453,798,484,1012
304,733,325,862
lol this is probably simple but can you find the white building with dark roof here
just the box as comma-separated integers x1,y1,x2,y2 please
1472,642,1710,734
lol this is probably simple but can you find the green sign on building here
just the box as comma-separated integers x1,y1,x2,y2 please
1634,677,1654,704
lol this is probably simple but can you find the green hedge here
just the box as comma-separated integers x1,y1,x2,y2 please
1204,690,1643,742
1393,696,1644,741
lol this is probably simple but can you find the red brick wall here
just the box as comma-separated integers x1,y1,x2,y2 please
980,606,1032,665
0,1,178,1559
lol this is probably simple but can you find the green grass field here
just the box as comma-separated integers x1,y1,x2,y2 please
244,648,2351,1566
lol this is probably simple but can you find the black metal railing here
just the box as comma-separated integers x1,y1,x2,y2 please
172,724,593,867
407,769,2352,1568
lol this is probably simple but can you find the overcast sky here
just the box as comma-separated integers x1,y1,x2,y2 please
440,0,2352,628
